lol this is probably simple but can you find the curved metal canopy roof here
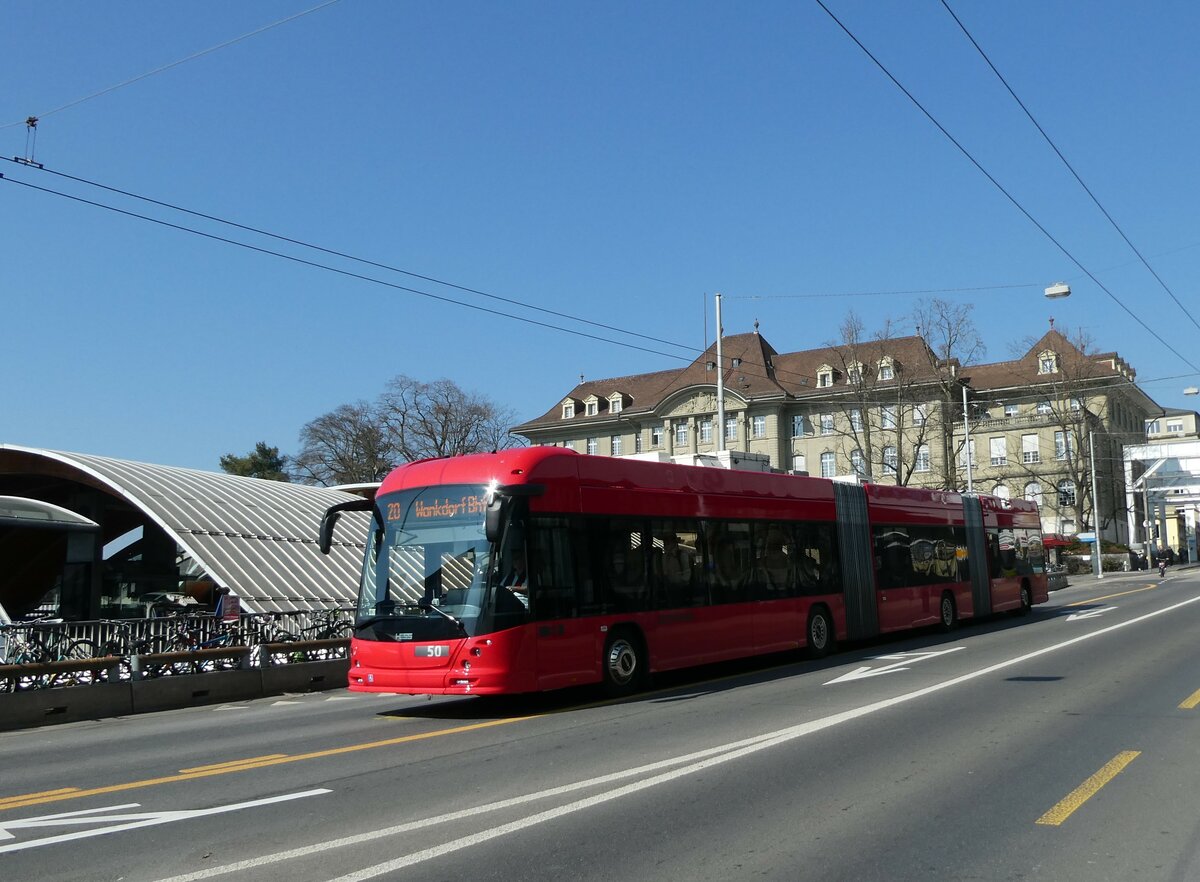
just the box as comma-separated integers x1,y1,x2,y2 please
0,496,99,531
0,445,371,613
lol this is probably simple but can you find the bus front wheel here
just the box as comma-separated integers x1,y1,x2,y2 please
601,630,644,697
806,607,834,658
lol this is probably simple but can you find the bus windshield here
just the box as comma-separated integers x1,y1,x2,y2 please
358,485,492,639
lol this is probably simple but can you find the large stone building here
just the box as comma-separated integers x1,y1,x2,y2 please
513,325,1160,546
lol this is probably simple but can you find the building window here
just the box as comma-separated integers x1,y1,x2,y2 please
562,402,575,419
850,448,865,477
820,413,834,436
675,421,688,446
752,415,767,438
609,397,623,414
881,406,896,430
611,435,622,456
820,451,836,478
959,438,976,468
1146,420,1160,434
792,453,807,474
651,425,663,448
586,401,598,416
849,409,863,432
993,484,1010,500
1004,404,1019,418
847,365,862,385
635,433,643,453
1036,400,1052,416
879,362,894,380
1025,482,1043,507
1039,352,1058,374
1168,420,1185,433
883,446,897,475
1058,479,1076,507
1022,434,1040,464
792,414,806,437
1069,397,1082,411
915,445,931,472
586,437,598,455
700,419,713,443
817,370,833,388
725,417,738,442
913,404,927,426
1054,430,1073,461
989,436,1007,466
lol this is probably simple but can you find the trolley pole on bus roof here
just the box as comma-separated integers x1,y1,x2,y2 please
715,293,726,453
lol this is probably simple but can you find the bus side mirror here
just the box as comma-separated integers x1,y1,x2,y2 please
319,498,372,554
485,497,506,544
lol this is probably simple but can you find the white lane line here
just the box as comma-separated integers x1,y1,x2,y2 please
156,592,1200,882
0,790,330,854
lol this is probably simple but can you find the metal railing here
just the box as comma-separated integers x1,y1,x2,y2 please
0,609,353,692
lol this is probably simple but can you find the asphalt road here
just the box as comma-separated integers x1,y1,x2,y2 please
3,567,1199,882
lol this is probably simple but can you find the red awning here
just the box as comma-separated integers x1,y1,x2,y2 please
1042,533,1071,547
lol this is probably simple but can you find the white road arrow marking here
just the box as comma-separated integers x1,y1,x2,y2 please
824,646,966,685
1066,606,1116,621
0,789,330,854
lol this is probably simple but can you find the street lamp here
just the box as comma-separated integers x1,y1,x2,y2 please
1044,282,1071,299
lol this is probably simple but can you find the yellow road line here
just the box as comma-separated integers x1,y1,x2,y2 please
180,754,289,773
0,715,542,813
0,787,79,809
1066,585,1157,607
1036,750,1140,826
1179,688,1200,710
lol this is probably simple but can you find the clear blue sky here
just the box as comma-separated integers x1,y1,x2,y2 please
4,1,1199,471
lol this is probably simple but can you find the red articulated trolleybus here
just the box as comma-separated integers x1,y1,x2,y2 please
319,448,1047,697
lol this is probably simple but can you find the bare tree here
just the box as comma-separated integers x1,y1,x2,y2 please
911,298,986,490
380,375,520,461
292,401,399,486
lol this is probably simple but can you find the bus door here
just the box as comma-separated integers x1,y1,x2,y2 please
527,517,600,691
648,523,712,669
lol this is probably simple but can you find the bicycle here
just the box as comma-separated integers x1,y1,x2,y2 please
90,620,170,680
164,615,247,673
0,619,98,690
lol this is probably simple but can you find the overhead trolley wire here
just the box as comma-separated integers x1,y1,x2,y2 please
813,0,1200,376
0,1,344,131
939,0,1200,335
0,157,699,356
0,173,693,365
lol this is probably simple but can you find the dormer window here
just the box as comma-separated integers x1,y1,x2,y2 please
816,365,834,388
608,393,624,414
562,401,575,419
878,359,895,381
586,401,598,416
1038,351,1058,374
847,363,862,385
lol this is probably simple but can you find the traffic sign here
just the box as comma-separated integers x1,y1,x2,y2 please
1077,532,1096,542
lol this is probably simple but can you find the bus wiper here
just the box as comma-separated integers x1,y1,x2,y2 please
418,598,467,635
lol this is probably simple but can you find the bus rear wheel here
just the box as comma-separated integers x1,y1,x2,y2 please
1019,582,1032,616
601,630,644,697
939,592,957,631
806,607,834,658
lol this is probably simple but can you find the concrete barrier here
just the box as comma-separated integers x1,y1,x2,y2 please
0,658,351,731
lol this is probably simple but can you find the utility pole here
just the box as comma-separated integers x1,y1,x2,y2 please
715,293,726,454
1089,430,1103,579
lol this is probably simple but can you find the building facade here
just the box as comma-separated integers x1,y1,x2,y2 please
513,326,1161,546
